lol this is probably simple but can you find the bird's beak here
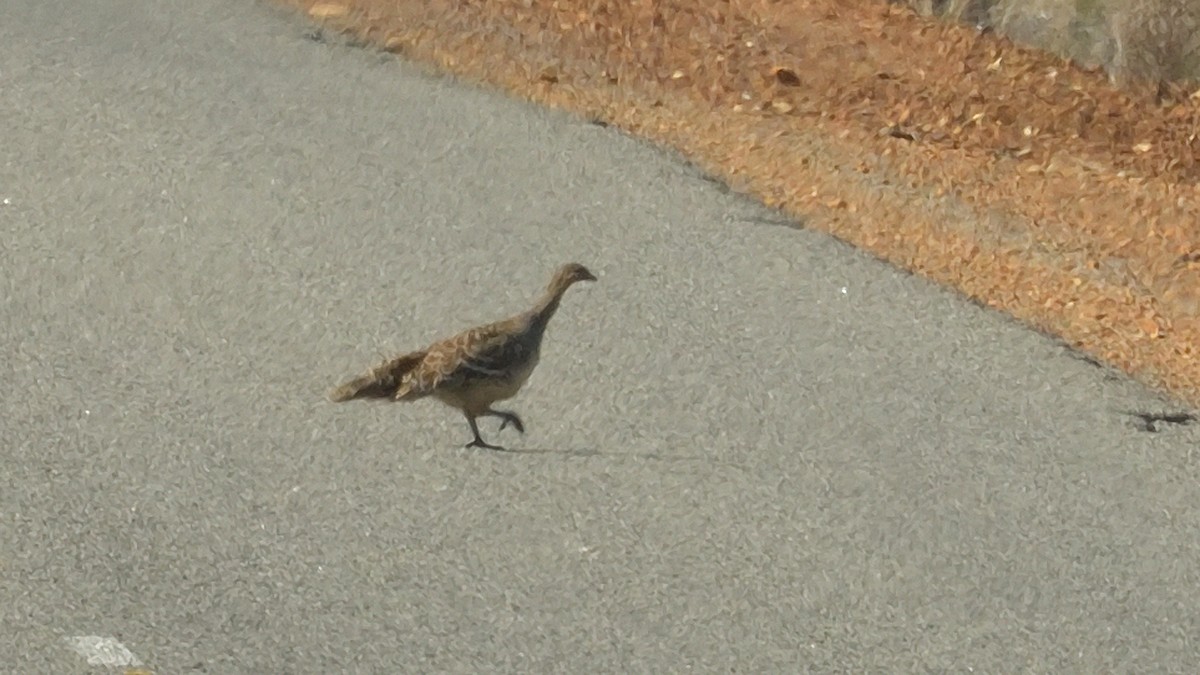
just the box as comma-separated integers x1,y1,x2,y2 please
583,270,598,282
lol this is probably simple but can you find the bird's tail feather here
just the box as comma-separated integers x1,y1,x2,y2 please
328,350,426,402
327,373,392,402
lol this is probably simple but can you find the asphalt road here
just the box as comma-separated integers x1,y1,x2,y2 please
4,0,1200,671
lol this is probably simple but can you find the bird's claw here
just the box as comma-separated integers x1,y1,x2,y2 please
465,438,506,451
499,414,525,434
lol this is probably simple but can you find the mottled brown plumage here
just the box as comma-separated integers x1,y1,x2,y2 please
329,262,597,449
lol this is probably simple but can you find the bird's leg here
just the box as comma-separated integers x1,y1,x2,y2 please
485,408,525,434
464,414,505,450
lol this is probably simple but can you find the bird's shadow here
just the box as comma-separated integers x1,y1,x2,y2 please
478,446,750,470
489,446,601,458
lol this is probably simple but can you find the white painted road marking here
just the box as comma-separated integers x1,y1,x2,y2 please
64,636,143,667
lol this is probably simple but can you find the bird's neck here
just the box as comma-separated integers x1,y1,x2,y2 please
529,282,568,332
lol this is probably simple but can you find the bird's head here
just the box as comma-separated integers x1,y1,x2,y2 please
552,262,597,290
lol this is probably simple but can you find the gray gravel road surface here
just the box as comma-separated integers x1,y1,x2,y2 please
4,0,1200,671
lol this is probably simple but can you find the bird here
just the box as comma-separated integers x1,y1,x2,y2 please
328,262,597,450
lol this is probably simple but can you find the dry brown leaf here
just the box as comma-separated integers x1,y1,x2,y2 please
1139,316,1164,338
308,2,347,18
774,67,801,86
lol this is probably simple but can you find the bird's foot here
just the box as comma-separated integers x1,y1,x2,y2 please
465,437,506,451
497,412,525,434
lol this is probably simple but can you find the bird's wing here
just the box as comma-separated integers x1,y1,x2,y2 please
398,318,528,398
